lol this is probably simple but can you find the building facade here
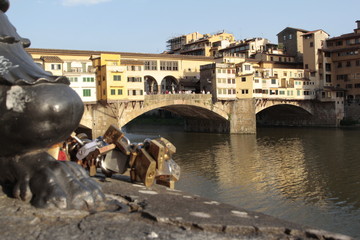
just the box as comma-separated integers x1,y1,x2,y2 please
166,31,235,57
277,27,309,62
31,50,97,103
323,21,360,102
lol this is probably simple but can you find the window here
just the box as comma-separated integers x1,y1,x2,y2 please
244,65,251,71
337,62,342,68
305,64,309,69
325,52,331,57
241,77,246,82
326,74,331,83
83,89,91,97
69,77,78,82
337,74,348,81
310,42,314,47
241,89,249,94
289,34,292,40
113,75,121,81
118,89,123,95
160,61,178,71
346,84,353,88
51,64,61,70
346,61,351,67
110,89,116,95
356,60,360,66
144,61,157,70
127,77,142,82
355,84,360,88
82,63,87,72
83,77,94,82
271,79,276,84
325,63,331,71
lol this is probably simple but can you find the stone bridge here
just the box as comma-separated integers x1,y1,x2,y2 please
80,94,338,138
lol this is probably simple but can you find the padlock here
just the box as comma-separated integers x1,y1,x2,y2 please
156,158,181,181
76,140,98,160
129,150,138,168
100,149,129,174
158,137,176,155
103,125,124,144
115,136,131,156
133,148,156,187
147,139,166,171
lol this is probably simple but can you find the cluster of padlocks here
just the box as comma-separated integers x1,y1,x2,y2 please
58,125,180,188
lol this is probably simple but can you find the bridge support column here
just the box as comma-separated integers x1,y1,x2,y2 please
229,99,256,134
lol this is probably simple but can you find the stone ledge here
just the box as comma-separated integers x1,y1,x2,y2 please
0,175,354,240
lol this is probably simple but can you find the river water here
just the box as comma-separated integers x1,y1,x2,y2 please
124,124,360,238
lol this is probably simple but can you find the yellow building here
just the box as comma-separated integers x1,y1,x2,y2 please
91,53,128,102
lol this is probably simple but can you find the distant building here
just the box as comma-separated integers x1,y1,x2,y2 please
166,31,235,57
200,63,237,101
166,32,204,54
218,38,271,58
323,21,360,102
277,27,309,61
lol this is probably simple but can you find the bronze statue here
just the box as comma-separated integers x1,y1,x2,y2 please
0,0,105,209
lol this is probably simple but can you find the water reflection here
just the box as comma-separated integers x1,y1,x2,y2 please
125,125,360,238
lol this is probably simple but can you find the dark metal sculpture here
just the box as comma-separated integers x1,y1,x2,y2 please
0,0,105,209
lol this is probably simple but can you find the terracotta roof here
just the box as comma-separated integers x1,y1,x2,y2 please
27,48,214,61
277,27,309,35
302,29,329,36
327,32,360,41
40,56,63,63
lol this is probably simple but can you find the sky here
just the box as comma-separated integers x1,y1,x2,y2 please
6,0,360,54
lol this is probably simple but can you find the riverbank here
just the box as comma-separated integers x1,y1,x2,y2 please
0,174,353,240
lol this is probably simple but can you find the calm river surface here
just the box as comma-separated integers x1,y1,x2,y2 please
124,124,360,238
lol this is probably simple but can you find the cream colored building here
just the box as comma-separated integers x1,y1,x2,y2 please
30,50,97,103
236,60,308,100
219,38,271,58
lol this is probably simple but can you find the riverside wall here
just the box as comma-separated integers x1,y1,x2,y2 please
0,174,354,240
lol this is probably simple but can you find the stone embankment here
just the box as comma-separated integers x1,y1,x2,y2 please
0,175,354,240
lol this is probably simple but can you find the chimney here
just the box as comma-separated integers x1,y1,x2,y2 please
357,20,360,29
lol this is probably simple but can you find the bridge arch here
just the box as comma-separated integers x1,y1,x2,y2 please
118,95,229,128
255,99,314,115
160,75,179,94
144,75,159,94
256,103,314,126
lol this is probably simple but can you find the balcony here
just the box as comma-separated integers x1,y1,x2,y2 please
64,67,96,73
